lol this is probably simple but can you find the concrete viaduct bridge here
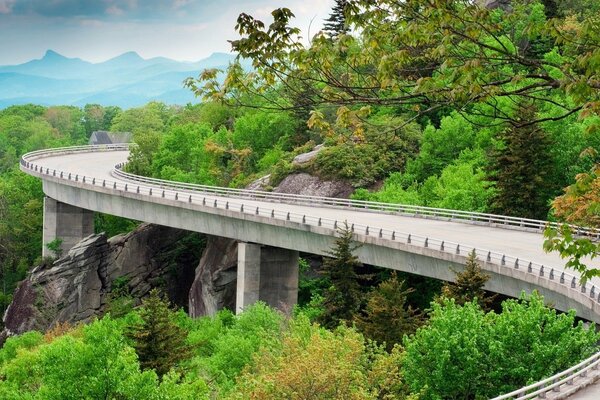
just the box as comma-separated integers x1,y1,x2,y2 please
20,145,600,399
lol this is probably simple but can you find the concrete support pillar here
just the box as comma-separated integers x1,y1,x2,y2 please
43,196,94,258
236,243,299,314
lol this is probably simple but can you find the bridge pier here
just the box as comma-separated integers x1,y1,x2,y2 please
42,196,94,258
236,242,299,314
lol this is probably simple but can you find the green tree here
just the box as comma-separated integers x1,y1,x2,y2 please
404,112,477,183
355,273,423,351
188,0,600,132
487,103,554,219
230,315,412,400
543,159,600,282
127,289,192,378
403,292,599,399
45,238,63,260
318,223,369,329
0,317,209,399
82,104,121,136
44,106,86,143
441,249,495,310
323,0,350,38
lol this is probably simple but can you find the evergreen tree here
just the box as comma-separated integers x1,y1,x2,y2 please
323,0,350,38
126,289,191,378
487,102,554,220
355,272,423,351
441,250,495,310
318,222,368,329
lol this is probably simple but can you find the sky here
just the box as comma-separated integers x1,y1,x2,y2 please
0,0,334,65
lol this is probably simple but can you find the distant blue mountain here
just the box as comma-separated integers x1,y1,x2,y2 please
0,50,239,108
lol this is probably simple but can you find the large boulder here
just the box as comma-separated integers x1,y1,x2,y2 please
274,172,354,198
2,224,199,338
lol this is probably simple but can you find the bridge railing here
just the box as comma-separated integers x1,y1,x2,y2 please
20,145,600,399
111,162,599,239
490,351,600,399
21,144,600,239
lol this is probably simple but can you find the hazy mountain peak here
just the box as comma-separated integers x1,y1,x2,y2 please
0,51,238,108
108,51,144,63
42,50,66,60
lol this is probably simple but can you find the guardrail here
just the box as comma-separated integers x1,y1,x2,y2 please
113,163,600,239
22,144,600,239
20,145,600,399
491,352,600,399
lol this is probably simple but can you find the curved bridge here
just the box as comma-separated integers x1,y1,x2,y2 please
20,145,600,399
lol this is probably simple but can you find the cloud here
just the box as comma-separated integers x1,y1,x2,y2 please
0,0,15,14
105,5,124,16
0,0,333,65
6,0,229,21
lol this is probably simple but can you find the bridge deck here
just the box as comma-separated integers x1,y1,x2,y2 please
37,149,598,277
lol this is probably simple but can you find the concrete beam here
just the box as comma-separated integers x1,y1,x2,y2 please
236,243,298,314
42,196,94,258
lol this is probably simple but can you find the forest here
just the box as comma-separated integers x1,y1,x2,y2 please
0,0,600,398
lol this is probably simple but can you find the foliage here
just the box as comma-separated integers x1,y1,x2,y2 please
543,158,600,281
105,276,136,318
0,316,208,399
441,250,495,310
0,294,598,399
44,238,63,260
230,315,414,400
544,225,600,283
318,223,369,329
404,113,478,183
552,162,600,227
186,302,284,394
355,273,423,351
487,103,554,219
94,213,139,237
313,119,421,187
354,148,493,212
83,104,121,135
188,0,600,133
126,289,192,377
323,0,350,38
403,292,599,400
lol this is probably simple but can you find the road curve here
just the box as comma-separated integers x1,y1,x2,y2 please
31,149,595,270
20,145,600,399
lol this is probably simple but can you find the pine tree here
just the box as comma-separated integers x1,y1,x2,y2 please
323,0,350,38
487,102,554,220
441,250,494,310
355,273,423,351
126,289,191,378
318,222,368,329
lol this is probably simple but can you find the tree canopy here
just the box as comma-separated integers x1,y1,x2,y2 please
186,0,600,133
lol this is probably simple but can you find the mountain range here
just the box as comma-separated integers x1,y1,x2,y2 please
0,50,238,109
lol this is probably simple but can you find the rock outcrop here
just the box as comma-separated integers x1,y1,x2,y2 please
3,224,200,337
274,172,354,198
188,236,238,317
187,145,353,317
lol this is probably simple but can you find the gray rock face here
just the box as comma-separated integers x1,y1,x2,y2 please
2,224,198,337
275,172,354,198
245,174,271,191
292,144,323,165
482,0,511,10
188,235,238,317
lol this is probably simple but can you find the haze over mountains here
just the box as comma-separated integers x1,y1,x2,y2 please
0,50,238,109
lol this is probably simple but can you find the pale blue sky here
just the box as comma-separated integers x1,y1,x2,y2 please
0,0,333,64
